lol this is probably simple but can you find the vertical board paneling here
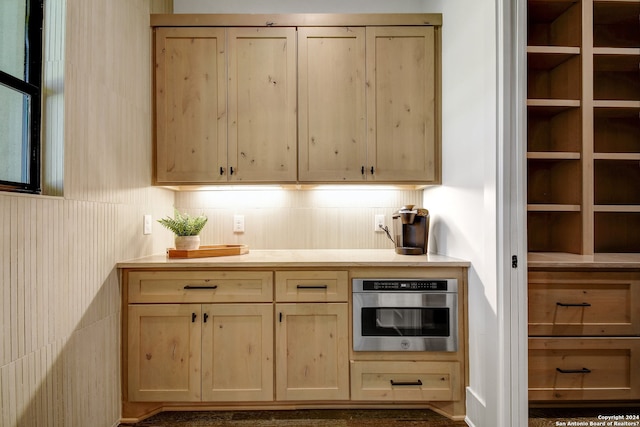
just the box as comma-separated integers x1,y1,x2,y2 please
0,0,174,426
175,189,424,250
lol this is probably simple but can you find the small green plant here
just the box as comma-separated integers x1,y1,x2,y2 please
157,209,208,236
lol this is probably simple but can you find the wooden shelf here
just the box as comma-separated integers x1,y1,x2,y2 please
527,152,580,159
528,204,581,212
593,1,640,48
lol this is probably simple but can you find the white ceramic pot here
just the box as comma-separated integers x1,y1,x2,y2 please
175,235,200,250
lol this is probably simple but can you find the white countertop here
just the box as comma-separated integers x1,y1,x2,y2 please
118,249,470,269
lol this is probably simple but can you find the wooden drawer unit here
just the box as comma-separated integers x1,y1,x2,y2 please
528,271,640,336
350,361,460,401
275,270,348,302
127,270,273,303
529,338,640,401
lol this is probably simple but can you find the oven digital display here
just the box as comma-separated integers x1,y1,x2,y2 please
362,280,448,291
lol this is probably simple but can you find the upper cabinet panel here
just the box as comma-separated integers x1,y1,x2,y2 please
227,28,297,182
297,27,367,182
367,27,438,183
155,28,227,184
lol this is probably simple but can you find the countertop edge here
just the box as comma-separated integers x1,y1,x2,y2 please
117,249,471,269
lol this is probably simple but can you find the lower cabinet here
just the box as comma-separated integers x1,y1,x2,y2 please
122,265,468,422
128,303,273,402
528,268,640,403
275,303,349,401
350,361,459,401
529,338,640,401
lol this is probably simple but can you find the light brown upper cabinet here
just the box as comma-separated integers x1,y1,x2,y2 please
152,15,442,186
154,27,297,184
227,28,297,183
298,26,440,183
155,28,227,184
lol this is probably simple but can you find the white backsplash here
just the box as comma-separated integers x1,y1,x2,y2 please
175,188,423,249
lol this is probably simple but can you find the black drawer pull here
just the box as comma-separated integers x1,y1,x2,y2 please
203,313,209,323
556,367,591,374
184,285,218,290
191,313,197,323
296,285,328,290
556,302,591,307
390,379,423,386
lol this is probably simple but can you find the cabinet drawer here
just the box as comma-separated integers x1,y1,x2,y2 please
127,271,273,303
529,338,640,401
275,271,348,302
528,271,640,336
350,361,460,401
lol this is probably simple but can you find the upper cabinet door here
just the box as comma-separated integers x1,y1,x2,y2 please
227,28,297,182
366,26,439,183
298,27,367,182
155,27,227,184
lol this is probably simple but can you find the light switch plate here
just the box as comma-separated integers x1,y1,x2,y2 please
233,215,245,233
143,214,152,235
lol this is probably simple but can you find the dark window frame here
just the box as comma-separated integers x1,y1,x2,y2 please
0,0,44,193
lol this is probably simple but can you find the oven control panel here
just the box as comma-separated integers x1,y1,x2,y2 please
353,278,457,293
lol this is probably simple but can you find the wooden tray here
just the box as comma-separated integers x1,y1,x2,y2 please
167,244,249,259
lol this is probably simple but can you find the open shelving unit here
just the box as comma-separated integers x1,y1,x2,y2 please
527,0,640,255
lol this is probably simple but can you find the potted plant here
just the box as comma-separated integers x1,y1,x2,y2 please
157,209,208,250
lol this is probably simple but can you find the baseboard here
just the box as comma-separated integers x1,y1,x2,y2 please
464,386,485,427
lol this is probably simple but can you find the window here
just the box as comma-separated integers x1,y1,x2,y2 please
0,0,44,193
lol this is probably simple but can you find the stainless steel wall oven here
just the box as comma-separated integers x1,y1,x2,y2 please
352,278,458,352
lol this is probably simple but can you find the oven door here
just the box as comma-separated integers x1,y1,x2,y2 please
353,292,457,352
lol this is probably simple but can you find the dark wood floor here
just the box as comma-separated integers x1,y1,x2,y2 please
119,409,469,426
119,407,640,427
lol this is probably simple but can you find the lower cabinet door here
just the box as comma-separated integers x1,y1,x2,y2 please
275,303,349,401
350,361,459,401
128,304,202,402
201,303,274,401
529,338,640,401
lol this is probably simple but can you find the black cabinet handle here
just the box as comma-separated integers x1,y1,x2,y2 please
279,312,283,322
556,367,591,374
296,285,328,290
184,285,218,290
361,166,365,175
390,379,423,386
203,313,209,323
220,166,225,175
370,166,375,174
191,313,197,323
556,302,591,307
230,166,235,175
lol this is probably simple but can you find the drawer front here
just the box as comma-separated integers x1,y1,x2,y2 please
275,271,348,302
528,271,640,336
529,338,640,401
127,270,273,303
350,361,460,401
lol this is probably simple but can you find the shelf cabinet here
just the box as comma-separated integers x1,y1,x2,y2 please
526,0,640,254
154,27,297,185
298,26,439,183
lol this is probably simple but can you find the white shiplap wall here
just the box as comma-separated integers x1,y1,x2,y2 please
0,1,173,427
175,188,425,250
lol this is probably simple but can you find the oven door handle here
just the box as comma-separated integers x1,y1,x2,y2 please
390,379,423,387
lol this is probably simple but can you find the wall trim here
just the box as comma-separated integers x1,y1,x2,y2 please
496,0,528,426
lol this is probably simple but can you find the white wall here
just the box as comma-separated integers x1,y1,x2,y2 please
174,1,503,426
422,1,500,426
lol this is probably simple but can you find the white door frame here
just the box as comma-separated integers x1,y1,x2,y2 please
496,0,528,425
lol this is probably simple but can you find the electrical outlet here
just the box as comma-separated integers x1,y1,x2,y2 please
233,215,245,233
143,214,152,235
375,214,385,232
